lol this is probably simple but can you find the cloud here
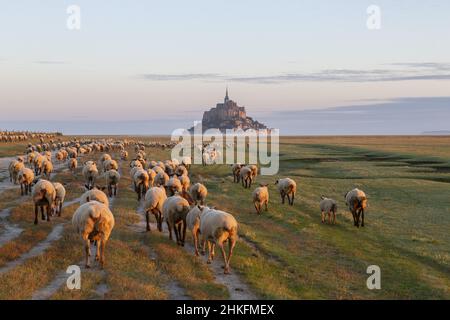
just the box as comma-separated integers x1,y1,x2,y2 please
139,62,450,84
34,60,68,65
140,73,222,81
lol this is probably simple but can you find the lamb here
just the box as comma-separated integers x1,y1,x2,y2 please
190,183,208,205
320,196,337,224
275,178,297,206
143,186,167,232
72,201,115,268
133,168,149,200
239,166,253,188
82,161,99,190
9,160,25,184
42,159,54,179
252,184,269,214
80,188,110,207
52,182,66,217
105,169,120,197
32,179,56,224
17,167,35,195
248,164,258,180
199,208,238,274
68,158,78,173
345,188,367,228
186,205,207,256
162,195,191,246
98,154,112,171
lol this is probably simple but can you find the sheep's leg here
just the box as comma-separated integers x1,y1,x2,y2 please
41,206,45,220
157,209,163,232
34,204,39,225
145,211,151,231
328,212,331,224
218,242,229,274
281,192,285,204
265,200,268,211
100,240,106,269
20,184,24,196
95,241,100,261
211,243,215,260
58,202,62,217
206,241,213,264
226,238,236,274
352,211,357,226
193,229,199,256
182,220,187,246
290,193,295,205
254,202,259,214
321,211,325,223
167,221,173,240
361,209,365,227
356,209,361,228
46,205,51,221
286,194,291,205
333,212,336,224
201,236,206,255
85,239,91,268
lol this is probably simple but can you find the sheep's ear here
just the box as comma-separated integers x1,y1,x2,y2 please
86,196,90,202
321,195,325,200
275,180,279,185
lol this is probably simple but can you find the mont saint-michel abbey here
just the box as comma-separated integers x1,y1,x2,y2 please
190,89,268,133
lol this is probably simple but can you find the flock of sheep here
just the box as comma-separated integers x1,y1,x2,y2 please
0,130,60,143
5,137,368,275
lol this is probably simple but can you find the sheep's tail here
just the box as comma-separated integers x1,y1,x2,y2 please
215,223,238,241
331,202,338,213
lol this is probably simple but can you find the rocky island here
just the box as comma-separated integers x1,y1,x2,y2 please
189,89,267,133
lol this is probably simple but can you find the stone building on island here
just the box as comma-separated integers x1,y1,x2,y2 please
189,88,268,133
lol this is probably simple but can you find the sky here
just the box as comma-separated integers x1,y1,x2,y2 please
0,0,449,134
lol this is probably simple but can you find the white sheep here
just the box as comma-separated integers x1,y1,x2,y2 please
155,171,169,187
252,184,269,214
345,188,367,228
82,161,99,190
103,159,118,172
199,208,238,274
147,169,156,188
133,168,149,201
231,163,243,183
53,182,66,217
9,160,25,184
17,167,35,195
80,188,110,207
320,196,337,224
143,186,167,232
167,175,182,196
162,195,191,246
179,174,190,192
186,205,208,256
32,179,56,224
275,178,297,205
190,183,208,205
72,201,115,268
105,169,120,197
42,159,54,179
68,158,78,173
239,166,253,189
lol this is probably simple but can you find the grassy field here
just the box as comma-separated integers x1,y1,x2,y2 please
0,136,449,299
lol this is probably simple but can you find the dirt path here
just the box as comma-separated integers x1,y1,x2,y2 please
0,208,24,248
134,205,257,300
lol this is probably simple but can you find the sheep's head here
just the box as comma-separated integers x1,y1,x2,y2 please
275,179,279,185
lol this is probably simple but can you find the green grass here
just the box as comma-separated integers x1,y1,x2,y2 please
0,136,449,299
